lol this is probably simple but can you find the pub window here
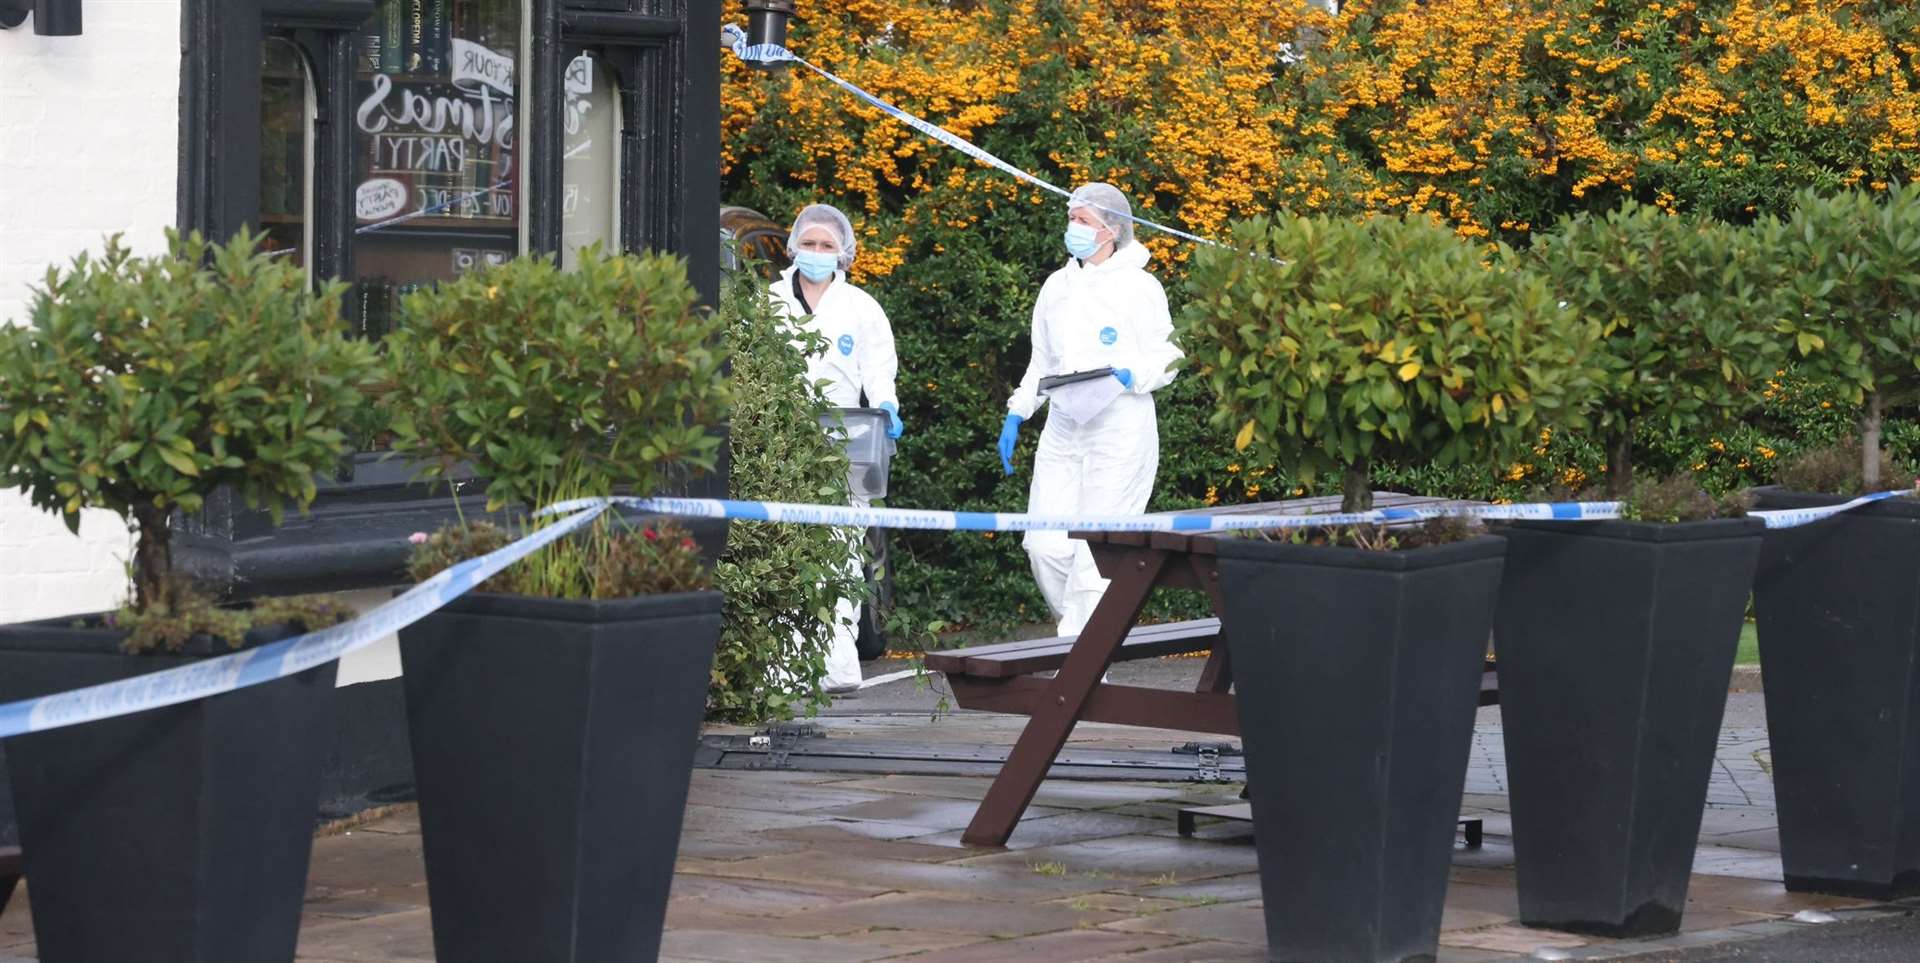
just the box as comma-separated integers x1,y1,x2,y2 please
350,0,525,337
196,0,716,310
561,50,620,270
259,38,315,269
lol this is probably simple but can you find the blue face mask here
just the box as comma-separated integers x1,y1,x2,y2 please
795,250,839,282
1063,222,1102,260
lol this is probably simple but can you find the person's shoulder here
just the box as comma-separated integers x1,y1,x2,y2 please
1120,261,1168,297
1039,262,1076,292
841,281,885,310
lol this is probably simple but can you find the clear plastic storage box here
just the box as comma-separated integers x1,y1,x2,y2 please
818,407,896,500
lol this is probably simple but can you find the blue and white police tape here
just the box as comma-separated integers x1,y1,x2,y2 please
1741,489,1911,530
0,502,611,742
2,486,1905,741
723,24,1238,255
549,490,1913,533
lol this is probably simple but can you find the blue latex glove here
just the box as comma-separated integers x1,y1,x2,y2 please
879,401,904,439
1113,368,1134,389
998,413,1023,475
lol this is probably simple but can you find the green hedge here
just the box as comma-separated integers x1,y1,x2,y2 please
716,199,1917,647
710,268,865,720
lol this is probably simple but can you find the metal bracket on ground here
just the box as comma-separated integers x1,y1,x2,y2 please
744,723,824,770
1177,803,1486,850
1172,741,1242,783
699,727,1249,781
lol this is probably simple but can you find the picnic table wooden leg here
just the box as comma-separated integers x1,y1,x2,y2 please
961,553,1169,847
1191,555,1233,694
1196,647,1233,694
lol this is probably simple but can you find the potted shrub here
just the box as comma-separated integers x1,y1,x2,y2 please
1752,185,1920,898
382,247,729,963
0,232,375,963
1493,205,1785,935
1182,213,1591,963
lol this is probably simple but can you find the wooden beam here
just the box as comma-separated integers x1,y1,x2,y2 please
948,676,1240,736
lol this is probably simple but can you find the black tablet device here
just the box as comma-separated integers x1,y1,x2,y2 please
1039,367,1116,394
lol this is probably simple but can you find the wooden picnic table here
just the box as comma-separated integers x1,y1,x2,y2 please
924,492,1494,848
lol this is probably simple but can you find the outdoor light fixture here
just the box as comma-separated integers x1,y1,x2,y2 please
741,0,795,69
0,0,81,35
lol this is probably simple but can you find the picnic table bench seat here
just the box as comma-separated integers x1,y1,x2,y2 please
923,617,1222,679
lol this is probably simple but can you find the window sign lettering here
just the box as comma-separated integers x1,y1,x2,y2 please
350,0,521,338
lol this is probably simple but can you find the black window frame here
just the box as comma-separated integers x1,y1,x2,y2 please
180,0,718,303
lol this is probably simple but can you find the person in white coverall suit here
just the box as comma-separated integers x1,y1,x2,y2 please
998,183,1183,637
769,203,903,692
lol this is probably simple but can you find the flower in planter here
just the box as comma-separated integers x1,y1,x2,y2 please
0,230,379,651
1777,185,1920,493
1531,202,1791,497
382,246,730,599
1179,213,1599,515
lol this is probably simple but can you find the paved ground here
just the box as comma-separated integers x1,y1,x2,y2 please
1606,909,1920,962
1,657,1911,962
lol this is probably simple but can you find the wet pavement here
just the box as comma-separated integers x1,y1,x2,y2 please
2,657,1914,961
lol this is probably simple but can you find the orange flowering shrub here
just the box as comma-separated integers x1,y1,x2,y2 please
724,0,1328,277
1285,0,1920,238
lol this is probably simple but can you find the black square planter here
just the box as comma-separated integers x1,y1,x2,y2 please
0,619,338,963
1752,487,1920,898
1494,518,1761,935
1215,534,1506,963
400,589,723,963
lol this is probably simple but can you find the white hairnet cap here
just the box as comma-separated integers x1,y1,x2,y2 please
787,204,858,270
1067,182,1135,249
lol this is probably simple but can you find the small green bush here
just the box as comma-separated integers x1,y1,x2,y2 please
382,247,730,599
1532,204,1789,495
1181,213,1597,512
1619,475,1753,524
1781,185,1920,490
384,246,729,512
0,231,377,650
1775,444,1918,496
709,267,864,722
405,518,711,598
107,591,357,654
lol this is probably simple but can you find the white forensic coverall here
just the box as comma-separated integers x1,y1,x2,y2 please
1008,241,1183,636
770,265,900,689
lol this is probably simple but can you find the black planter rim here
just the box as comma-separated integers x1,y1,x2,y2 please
435,588,724,623
1210,531,1506,571
1503,516,1764,543
0,617,300,659
1752,485,1920,519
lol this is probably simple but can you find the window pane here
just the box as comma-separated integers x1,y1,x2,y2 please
351,0,522,338
561,52,619,270
260,39,311,269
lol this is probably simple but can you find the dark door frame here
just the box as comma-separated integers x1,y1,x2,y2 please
170,0,724,598
177,0,718,303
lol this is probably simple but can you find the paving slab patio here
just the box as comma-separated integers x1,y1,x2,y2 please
0,691,1906,961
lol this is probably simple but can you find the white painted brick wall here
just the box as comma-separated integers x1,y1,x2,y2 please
0,1,182,623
